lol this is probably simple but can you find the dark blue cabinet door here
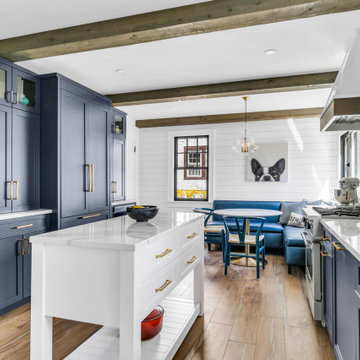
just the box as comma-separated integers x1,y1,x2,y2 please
0,236,22,309
60,90,87,217
87,103,109,211
112,139,125,201
12,109,40,212
12,68,40,114
322,239,334,343
0,62,12,107
334,247,357,360
0,105,11,213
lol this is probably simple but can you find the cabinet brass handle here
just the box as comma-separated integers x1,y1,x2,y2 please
85,164,91,192
155,248,172,259
13,181,18,200
333,242,345,251
12,223,33,229
80,213,101,220
187,232,198,239
20,239,25,256
6,181,13,200
25,238,30,255
91,164,95,192
155,280,172,293
112,181,118,194
321,236,330,241
320,250,329,257
187,256,198,264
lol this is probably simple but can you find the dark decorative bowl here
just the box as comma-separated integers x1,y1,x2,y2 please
127,205,159,222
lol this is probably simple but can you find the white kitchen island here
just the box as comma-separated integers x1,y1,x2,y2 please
29,211,204,360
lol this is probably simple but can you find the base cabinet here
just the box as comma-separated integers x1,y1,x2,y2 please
0,214,49,315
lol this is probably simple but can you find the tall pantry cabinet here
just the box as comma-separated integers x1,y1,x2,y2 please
40,74,111,229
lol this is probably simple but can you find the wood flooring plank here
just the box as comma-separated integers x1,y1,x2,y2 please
223,341,256,360
191,322,232,360
254,316,285,360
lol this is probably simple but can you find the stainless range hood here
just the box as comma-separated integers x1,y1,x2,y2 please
321,30,360,132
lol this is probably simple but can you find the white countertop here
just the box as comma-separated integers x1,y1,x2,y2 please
30,211,203,251
111,199,136,207
0,209,52,221
321,218,360,262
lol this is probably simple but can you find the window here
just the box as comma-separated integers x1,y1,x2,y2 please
174,136,209,201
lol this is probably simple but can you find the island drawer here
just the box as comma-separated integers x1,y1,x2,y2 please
140,234,179,281
141,262,177,316
0,215,49,239
177,242,202,278
177,221,202,249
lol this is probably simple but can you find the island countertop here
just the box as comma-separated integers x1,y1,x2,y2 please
30,211,203,251
321,218,360,262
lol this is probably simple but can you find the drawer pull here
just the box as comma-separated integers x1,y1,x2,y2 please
187,256,198,264
12,223,33,229
320,250,329,257
333,242,345,251
321,236,330,241
187,232,198,239
155,248,172,259
80,213,101,219
155,280,172,293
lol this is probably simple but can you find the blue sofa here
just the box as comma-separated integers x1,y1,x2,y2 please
208,200,305,271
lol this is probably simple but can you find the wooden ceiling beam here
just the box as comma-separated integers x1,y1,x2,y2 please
109,72,337,106
135,107,323,128
0,0,359,61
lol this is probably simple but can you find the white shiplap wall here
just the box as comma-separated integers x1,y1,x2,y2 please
138,117,339,209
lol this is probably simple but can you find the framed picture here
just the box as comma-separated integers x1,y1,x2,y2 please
247,142,288,182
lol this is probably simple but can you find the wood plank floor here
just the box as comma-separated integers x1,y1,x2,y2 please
0,251,335,360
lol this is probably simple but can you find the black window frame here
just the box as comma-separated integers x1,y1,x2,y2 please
174,135,209,201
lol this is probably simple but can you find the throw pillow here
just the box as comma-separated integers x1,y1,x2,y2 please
287,212,305,228
279,201,307,225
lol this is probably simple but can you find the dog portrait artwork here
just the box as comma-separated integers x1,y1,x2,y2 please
246,142,288,182
251,158,286,182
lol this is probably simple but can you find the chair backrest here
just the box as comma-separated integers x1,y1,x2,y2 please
223,216,265,244
193,208,213,226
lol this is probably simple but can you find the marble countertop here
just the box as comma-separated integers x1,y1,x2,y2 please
321,218,360,262
0,209,52,221
30,211,203,251
111,199,136,207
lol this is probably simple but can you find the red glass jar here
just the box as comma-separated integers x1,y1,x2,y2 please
141,305,164,341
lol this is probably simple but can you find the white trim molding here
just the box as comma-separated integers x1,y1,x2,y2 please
167,129,215,206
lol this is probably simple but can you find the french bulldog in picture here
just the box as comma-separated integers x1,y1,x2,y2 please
251,158,286,182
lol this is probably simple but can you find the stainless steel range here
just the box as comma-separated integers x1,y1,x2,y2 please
303,205,360,321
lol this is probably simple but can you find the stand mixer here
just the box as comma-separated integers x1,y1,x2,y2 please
334,177,360,207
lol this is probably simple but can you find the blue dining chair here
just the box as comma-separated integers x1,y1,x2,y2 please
223,216,266,279
193,208,225,252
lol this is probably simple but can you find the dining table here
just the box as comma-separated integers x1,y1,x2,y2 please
213,208,283,267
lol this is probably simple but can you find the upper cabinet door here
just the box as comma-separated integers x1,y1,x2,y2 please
87,103,109,211
0,105,12,213
112,109,126,140
12,109,40,212
60,90,87,217
12,69,40,114
112,139,125,201
0,62,12,107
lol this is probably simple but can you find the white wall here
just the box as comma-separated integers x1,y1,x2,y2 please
124,115,139,201
138,117,340,209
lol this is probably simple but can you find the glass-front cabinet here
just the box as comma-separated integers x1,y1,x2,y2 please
112,108,126,139
0,62,11,107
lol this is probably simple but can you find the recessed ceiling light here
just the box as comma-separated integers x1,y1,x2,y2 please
115,68,125,74
264,49,277,55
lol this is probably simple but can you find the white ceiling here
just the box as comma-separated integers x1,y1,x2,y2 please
0,0,208,39
119,88,331,120
5,5,360,121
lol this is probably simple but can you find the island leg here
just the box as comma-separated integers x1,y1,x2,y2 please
30,244,53,360
194,244,205,316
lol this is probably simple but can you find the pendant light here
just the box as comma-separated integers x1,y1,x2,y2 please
232,96,258,155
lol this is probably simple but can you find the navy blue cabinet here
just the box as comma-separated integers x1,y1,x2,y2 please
40,74,111,229
0,62,12,107
112,108,126,140
0,214,50,315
